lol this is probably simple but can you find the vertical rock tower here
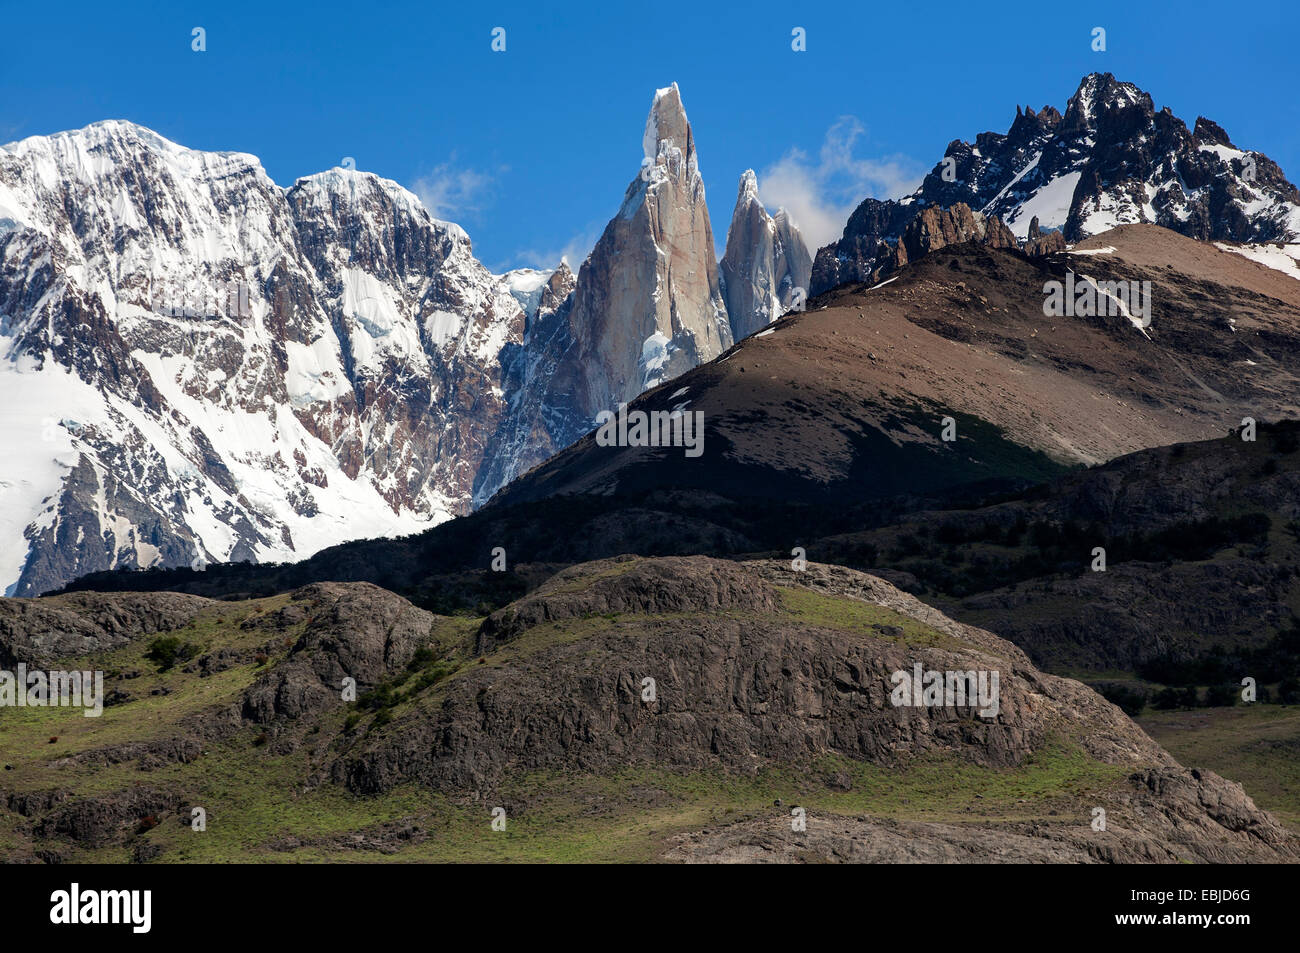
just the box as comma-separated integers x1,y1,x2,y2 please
720,169,813,340
566,83,733,413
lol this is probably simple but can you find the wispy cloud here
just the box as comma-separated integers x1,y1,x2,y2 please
501,221,605,274
411,157,500,224
758,117,924,252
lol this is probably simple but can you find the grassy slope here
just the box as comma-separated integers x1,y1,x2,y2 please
1138,705,1300,833
0,574,1131,863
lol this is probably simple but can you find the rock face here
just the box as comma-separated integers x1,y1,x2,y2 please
719,170,813,340
472,84,734,504
570,83,732,407
811,72,1300,294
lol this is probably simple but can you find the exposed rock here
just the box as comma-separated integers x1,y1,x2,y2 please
4,555,1296,862
664,764,1299,863
473,84,734,503
336,556,1169,794
811,72,1300,295
241,581,436,723
0,591,210,667
720,170,813,340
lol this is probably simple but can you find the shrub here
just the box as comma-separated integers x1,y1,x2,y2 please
1096,682,1148,716
1204,683,1239,707
145,636,199,671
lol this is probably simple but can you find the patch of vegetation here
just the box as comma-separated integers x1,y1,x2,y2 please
775,586,968,652
1137,621,1300,703
144,635,201,672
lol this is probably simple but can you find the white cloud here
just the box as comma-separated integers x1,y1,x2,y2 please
757,117,924,253
411,157,498,224
501,221,605,274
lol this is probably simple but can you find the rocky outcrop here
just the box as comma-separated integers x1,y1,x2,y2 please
330,556,1080,792
664,765,1299,863
1024,215,1067,256
720,170,813,340
0,590,210,667
812,202,1018,291
475,554,778,652
901,202,1017,260
241,581,436,723
3,555,1296,862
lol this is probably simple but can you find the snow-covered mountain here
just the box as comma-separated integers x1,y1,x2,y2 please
0,120,553,596
812,73,1300,294
0,85,777,595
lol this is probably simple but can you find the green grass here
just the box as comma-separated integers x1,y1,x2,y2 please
1137,704,1300,833
775,586,973,654
0,565,1161,862
29,732,1123,863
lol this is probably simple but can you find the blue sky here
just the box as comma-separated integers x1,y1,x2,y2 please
2,0,1296,271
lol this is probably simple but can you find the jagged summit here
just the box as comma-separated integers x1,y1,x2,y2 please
812,73,1300,294
472,83,731,506
644,84,689,149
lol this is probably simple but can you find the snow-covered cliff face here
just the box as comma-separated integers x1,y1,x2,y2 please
812,72,1300,294
0,120,544,596
720,170,812,341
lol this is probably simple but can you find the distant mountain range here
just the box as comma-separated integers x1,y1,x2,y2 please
3,72,1299,599
9,72,1300,865
0,85,807,596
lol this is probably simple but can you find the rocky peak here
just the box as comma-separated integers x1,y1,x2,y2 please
566,84,731,409
642,83,695,171
538,261,576,318
720,169,812,340
1062,72,1152,130
811,73,1300,295
469,84,734,507
1193,116,1236,148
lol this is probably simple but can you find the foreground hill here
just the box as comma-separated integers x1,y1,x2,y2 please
2,556,1294,862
